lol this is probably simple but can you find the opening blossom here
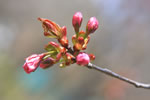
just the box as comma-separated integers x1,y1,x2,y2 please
23,54,45,74
23,12,98,74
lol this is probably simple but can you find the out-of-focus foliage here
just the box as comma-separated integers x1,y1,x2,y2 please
1,0,150,100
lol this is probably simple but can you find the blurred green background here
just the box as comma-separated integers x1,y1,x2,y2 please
1,0,150,100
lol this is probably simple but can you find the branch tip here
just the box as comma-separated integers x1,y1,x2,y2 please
86,63,150,89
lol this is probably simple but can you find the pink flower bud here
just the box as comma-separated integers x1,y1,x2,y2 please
76,52,90,66
23,54,45,74
49,41,60,48
72,12,83,33
86,17,99,34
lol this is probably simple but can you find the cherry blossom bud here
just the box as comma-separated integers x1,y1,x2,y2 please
78,37,84,44
73,43,82,51
56,52,62,62
49,41,60,48
57,26,69,47
76,52,90,66
86,17,99,34
88,54,95,60
58,36,68,48
59,46,67,54
61,26,67,36
72,12,83,33
45,41,60,52
23,54,45,74
40,57,55,69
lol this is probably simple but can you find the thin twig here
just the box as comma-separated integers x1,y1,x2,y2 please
86,63,150,89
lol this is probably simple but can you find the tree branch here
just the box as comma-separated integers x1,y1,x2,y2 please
86,63,150,89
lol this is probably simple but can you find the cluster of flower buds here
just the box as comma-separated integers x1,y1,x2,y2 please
72,12,99,51
23,12,99,74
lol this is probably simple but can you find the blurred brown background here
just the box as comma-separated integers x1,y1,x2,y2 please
0,0,150,100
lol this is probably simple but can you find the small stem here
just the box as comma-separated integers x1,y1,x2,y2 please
86,63,150,89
